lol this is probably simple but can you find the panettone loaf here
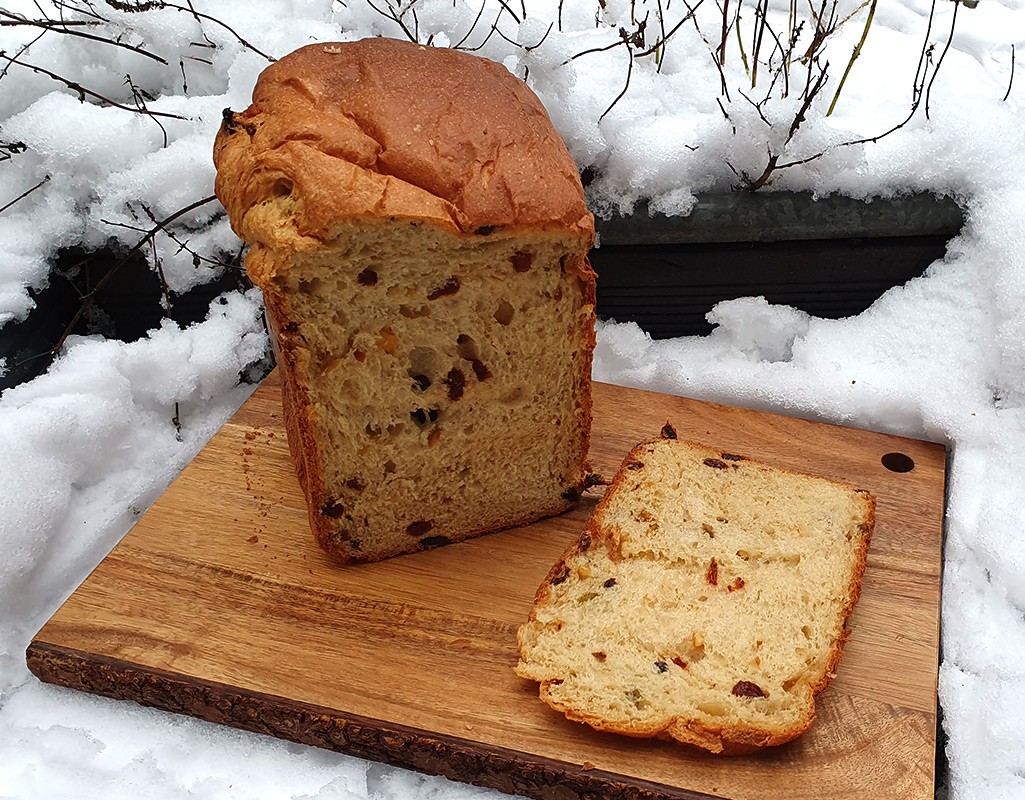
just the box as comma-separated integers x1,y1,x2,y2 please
213,39,596,562
516,429,875,754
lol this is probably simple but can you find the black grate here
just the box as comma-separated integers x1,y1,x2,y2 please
592,235,954,338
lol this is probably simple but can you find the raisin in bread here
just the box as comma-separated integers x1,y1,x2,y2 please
213,39,595,562
516,426,875,754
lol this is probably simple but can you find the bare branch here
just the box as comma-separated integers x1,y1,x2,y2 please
1003,43,1015,102
104,0,275,62
566,37,628,63
0,10,167,63
635,0,707,57
525,22,554,51
0,175,50,215
44,194,219,356
826,0,876,116
0,50,186,121
924,0,959,120
365,0,418,43
452,0,487,49
125,72,169,146
599,46,633,122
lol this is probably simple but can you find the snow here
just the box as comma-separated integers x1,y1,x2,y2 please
2,0,1025,798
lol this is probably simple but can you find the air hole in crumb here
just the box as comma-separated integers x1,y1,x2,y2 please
427,277,460,300
400,304,431,319
494,300,514,326
364,423,382,439
407,520,433,536
801,625,813,639
273,179,293,197
384,460,396,474
410,373,431,392
298,277,321,294
321,499,344,518
410,408,439,427
511,251,533,272
409,346,441,382
881,452,915,472
356,268,378,286
456,334,480,361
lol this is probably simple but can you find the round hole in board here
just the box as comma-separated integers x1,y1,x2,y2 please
881,452,915,473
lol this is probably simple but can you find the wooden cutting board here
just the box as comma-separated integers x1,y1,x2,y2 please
28,370,946,800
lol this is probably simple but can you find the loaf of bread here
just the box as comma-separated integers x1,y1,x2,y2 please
213,39,596,562
516,426,875,754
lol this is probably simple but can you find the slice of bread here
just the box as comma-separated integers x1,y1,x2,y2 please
213,39,595,562
516,426,875,754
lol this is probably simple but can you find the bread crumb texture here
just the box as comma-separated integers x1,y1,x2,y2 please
516,437,875,755
258,224,594,561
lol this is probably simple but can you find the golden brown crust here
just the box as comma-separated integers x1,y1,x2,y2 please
519,432,876,756
214,38,594,255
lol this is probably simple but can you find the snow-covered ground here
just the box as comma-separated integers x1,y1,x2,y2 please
2,1,1024,798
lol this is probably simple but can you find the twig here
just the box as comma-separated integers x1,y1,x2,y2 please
104,0,275,62
599,46,633,122
826,0,876,116
44,194,219,356
0,17,98,25
0,175,49,215
0,140,28,163
735,4,749,80
0,10,167,63
912,0,938,102
0,30,45,83
452,0,487,49
0,50,186,120
494,0,522,24
750,0,767,87
738,89,771,126
654,0,668,70
458,8,504,52
924,0,959,119
524,22,554,51
718,0,729,66
125,72,169,146
635,0,706,57
1003,43,1015,102
567,37,628,63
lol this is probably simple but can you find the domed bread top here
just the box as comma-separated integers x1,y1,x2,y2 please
213,38,594,250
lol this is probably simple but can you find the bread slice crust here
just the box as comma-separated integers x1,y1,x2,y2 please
517,431,875,755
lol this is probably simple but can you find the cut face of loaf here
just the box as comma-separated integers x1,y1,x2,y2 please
516,431,875,755
253,221,594,562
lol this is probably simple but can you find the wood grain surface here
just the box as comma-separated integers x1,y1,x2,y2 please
28,370,946,800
